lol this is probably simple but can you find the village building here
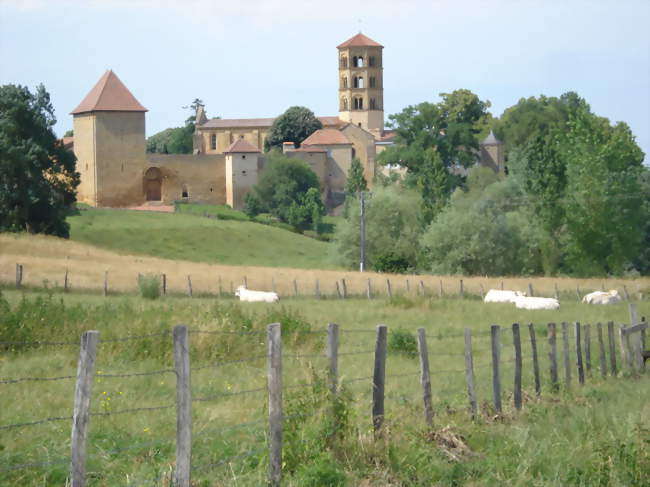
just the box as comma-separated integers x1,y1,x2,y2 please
70,33,502,210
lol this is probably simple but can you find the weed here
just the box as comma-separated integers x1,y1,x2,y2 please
388,327,418,358
138,274,161,300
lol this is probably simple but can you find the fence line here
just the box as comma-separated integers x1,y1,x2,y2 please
2,317,646,484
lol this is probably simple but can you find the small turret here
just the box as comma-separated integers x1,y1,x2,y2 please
479,130,505,173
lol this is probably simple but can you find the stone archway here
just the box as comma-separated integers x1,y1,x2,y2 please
144,167,162,201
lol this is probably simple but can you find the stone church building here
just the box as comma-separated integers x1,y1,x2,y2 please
70,33,503,209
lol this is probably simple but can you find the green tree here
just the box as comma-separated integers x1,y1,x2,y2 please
0,84,79,237
63,129,73,137
264,106,322,151
560,112,645,275
331,186,424,271
147,98,206,154
245,153,322,229
344,157,368,194
287,187,325,232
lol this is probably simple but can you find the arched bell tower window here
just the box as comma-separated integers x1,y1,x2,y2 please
354,97,364,110
340,56,348,68
353,56,364,67
370,98,376,109
340,97,349,110
353,76,364,88
341,76,348,88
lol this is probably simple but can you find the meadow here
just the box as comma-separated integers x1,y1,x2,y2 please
1,287,649,486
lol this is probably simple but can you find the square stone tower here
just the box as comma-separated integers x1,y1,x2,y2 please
224,138,261,210
71,70,147,207
337,33,384,136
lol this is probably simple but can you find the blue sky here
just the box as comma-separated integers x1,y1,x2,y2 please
1,0,648,162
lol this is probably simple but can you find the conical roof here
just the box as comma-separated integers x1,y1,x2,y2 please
480,130,502,145
337,32,383,49
71,70,147,115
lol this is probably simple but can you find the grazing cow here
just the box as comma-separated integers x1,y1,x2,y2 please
513,296,560,310
581,290,622,305
483,289,526,304
235,285,279,303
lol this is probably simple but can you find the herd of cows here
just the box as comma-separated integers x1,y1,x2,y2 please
483,289,622,310
233,284,623,308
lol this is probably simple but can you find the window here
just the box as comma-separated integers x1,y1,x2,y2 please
242,170,247,174
369,77,376,88
340,56,348,68
353,76,364,88
370,98,376,109
210,134,217,150
352,147,356,158
369,56,376,66
242,155,246,159
240,135,244,139
341,97,348,110
342,76,348,88
354,97,363,110
353,56,364,67
181,187,189,199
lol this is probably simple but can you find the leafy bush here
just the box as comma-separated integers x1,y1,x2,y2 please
373,251,411,274
388,328,418,358
138,274,161,300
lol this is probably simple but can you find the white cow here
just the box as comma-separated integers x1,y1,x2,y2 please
513,295,560,310
235,285,279,303
483,289,526,304
582,290,621,305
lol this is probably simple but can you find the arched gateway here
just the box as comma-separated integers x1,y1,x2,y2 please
144,167,162,201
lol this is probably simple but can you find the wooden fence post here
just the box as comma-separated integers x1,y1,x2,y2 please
293,279,298,297
217,276,222,296
230,281,234,295
575,322,585,385
162,274,167,296
327,323,339,394
70,330,99,487
271,276,276,294
512,323,522,410
628,303,638,327
187,275,193,297
528,283,534,297
584,324,591,373
554,283,559,300
386,279,392,299
315,279,321,300
366,278,372,300
103,271,108,297
623,285,630,301
173,325,192,487
576,285,581,302
562,322,571,387
597,323,607,378
479,284,485,299
406,279,410,294
64,268,69,293
528,323,541,396
548,323,559,391
336,281,342,299
419,280,425,297
372,325,387,435
490,325,502,412
244,275,248,288
439,280,444,298
267,323,282,487
500,280,504,291
15,263,23,289
341,279,347,299
619,324,630,370
464,328,477,417
460,279,464,298
416,328,433,426
607,321,617,375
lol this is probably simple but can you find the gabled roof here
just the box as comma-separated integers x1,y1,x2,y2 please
224,138,261,154
295,145,327,153
337,32,383,49
480,130,502,145
302,129,351,146
198,116,343,129
71,70,147,115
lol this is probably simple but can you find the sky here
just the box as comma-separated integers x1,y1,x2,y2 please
1,0,649,162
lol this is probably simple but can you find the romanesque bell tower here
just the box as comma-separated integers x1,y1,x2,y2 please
337,33,384,135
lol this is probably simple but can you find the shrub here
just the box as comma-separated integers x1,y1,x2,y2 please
294,453,346,486
372,251,411,274
138,274,161,300
388,327,418,358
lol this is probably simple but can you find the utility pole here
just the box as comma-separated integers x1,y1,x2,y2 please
360,191,366,272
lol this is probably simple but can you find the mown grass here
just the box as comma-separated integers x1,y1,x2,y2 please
67,206,337,269
1,289,648,486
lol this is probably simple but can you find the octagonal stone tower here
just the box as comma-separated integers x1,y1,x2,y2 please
337,33,384,136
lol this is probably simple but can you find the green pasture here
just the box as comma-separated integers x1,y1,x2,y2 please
68,206,338,269
1,289,649,485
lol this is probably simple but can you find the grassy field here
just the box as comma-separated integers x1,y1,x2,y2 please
1,288,649,486
66,206,337,269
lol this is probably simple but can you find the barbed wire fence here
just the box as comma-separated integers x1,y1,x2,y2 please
0,305,647,486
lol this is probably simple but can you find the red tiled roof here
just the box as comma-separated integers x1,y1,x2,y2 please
224,138,261,154
62,136,74,148
198,116,343,129
71,70,147,114
337,33,383,49
295,145,327,153
377,130,397,142
302,129,351,146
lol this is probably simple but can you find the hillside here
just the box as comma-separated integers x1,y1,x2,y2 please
67,207,336,269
